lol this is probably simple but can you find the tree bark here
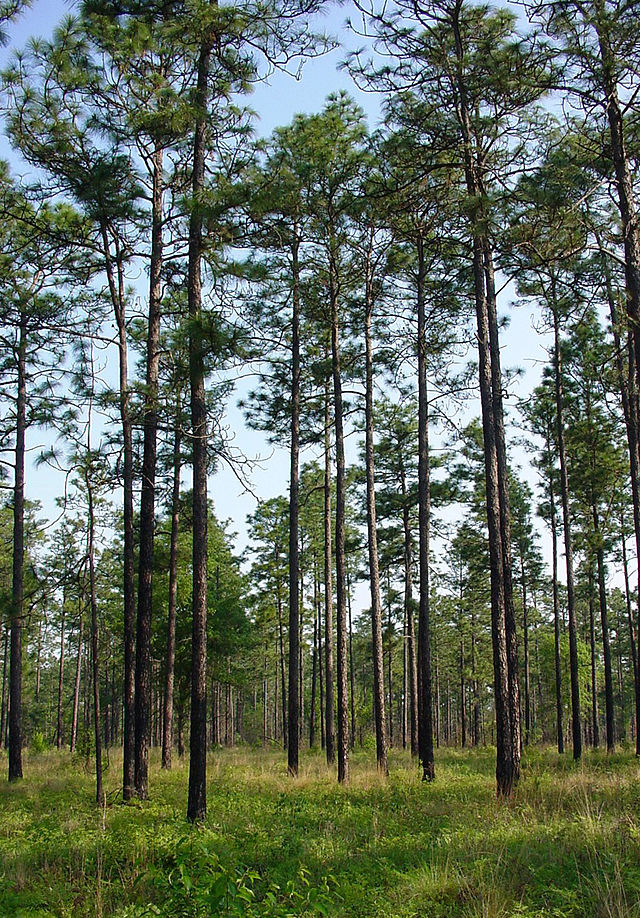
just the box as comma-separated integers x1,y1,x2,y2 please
288,235,301,776
364,248,388,774
416,233,435,782
552,302,582,759
329,230,349,785
9,313,26,782
323,372,335,765
135,144,164,800
99,223,136,801
187,32,212,824
162,403,181,769
56,599,66,750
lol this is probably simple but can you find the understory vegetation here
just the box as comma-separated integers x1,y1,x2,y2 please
2,746,640,918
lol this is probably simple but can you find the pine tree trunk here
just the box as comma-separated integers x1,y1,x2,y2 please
329,233,349,785
9,314,26,782
0,624,8,749
323,374,335,764
550,474,564,754
310,582,318,748
70,605,83,754
288,236,301,775
85,377,103,806
187,33,212,824
400,494,418,758
347,564,356,750
521,554,530,746
593,511,615,752
162,407,181,770
553,302,582,759
135,145,164,800
56,600,66,750
416,234,434,781
588,568,600,748
364,259,388,773
99,224,136,802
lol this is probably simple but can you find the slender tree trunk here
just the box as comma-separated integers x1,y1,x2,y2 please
520,554,530,746
162,406,181,770
329,232,349,785
187,33,212,824
100,225,136,802
471,614,480,746
588,568,600,749
364,258,388,773
70,604,83,754
318,575,325,750
56,600,66,750
593,510,614,752
9,314,27,782
0,624,8,749
400,493,418,758
346,563,356,750
416,234,434,781
288,236,301,775
85,367,103,806
310,581,318,748
550,474,564,754
135,145,164,800
552,302,582,759
485,250,521,769
323,373,335,764
274,556,288,749
459,576,466,749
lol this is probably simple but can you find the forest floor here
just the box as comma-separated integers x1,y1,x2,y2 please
1,745,640,917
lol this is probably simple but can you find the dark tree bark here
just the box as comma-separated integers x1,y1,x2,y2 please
323,374,335,765
99,223,136,801
56,598,66,750
0,624,8,749
135,145,164,800
310,577,318,748
84,369,103,807
329,231,349,784
400,481,418,758
364,247,388,774
588,568,600,748
550,474,564,754
187,32,212,824
70,603,83,754
416,234,435,782
520,553,530,746
162,405,181,770
288,236,301,776
9,314,26,782
593,511,615,752
552,303,582,759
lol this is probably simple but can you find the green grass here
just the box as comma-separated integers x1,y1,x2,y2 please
1,744,640,917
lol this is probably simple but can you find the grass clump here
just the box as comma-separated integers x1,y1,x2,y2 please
0,745,639,916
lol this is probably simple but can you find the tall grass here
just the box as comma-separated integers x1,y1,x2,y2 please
1,745,639,916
